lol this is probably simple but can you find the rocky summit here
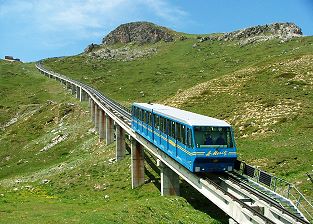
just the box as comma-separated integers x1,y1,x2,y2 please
102,21,174,45
200,22,302,45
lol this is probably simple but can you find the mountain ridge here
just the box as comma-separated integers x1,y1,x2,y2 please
85,21,303,53
199,22,302,45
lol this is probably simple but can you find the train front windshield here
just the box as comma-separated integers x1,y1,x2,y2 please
194,126,234,148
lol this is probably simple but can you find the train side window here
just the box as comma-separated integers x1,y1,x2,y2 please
176,123,181,143
139,109,142,121
157,115,160,130
148,112,152,126
168,119,172,137
136,108,139,119
171,121,176,138
154,114,160,130
162,118,166,133
144,111,148,123
160,117,164,133
187,128,193,148
164,119,168,134
181,125,186,145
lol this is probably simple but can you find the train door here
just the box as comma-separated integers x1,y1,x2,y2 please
137,108,141,133
160,116,167,150
153,114,161,147
168,120,175,156
165,118,169,151
142,110,146,137
151,111,154,142
176,123,186,163
180,124,187,163
147,112,153,141
175,122,179,158
139,109,144,134
174,121,178,157
184,127,192,167
134,107,138,130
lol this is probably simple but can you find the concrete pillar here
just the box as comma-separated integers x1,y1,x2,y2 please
105,114,114,145
76,86,81,100
99,110,106,141
66,82,71,90
158,160,180,196
131,138,145,189
90,100,95,122
81,90,87,101
116,125,126,161
79,88,83,101
84,91,89,101
94,104,99,132
71,84,76,95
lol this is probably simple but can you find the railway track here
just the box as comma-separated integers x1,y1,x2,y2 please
202,172,310,224
36,62,311,224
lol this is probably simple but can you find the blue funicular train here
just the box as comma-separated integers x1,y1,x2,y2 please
131,103,237,173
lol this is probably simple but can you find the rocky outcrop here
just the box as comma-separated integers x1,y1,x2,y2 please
199,22,302,45
84,43,100,53
88,46,157,62
102,21,174,45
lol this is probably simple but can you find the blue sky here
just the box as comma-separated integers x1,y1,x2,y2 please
1,0,312,62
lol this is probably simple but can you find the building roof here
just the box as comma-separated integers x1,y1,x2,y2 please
133,103,231,127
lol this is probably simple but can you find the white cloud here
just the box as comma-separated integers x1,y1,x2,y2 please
143,0,188,23
0,0,188,60
1,0,187,34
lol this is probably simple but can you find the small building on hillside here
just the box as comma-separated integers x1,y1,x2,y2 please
4,56,14,60
4,56,22,62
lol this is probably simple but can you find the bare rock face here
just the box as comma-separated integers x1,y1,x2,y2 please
87,46,157,62
84,43,100,53
102,21,174,45
200,22,303,44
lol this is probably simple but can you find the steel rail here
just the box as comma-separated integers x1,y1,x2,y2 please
225,173,310,224
201,174,276,224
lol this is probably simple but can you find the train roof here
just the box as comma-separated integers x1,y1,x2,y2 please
133,103,231,127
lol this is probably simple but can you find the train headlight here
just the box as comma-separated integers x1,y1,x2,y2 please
195,167,200,172
227,166,233,171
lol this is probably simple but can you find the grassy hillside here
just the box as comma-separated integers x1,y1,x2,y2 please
43,36,313,201
0,60,227,223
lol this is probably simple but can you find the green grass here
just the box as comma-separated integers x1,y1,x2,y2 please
43,36,313,202
44,37,313,105
0,144,226,223
0,60,226,223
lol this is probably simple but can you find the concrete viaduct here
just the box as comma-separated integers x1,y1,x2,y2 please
35,62,310,224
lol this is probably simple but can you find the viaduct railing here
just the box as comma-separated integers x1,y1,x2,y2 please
235,161,313,222
35,62,311,224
